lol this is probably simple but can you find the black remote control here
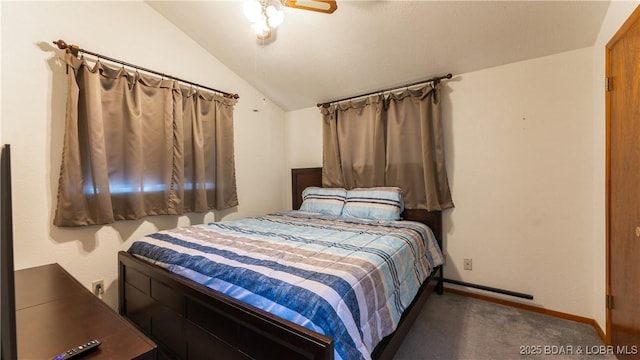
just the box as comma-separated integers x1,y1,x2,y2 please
51,339,101,360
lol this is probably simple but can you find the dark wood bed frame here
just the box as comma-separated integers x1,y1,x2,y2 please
118,167,443,360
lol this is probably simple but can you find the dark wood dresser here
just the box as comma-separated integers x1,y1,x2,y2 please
15,263,157,359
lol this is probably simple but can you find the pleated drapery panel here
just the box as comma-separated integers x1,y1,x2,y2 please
385,84,453,210
175,88,238,214
321,95,386,188
321,105,343,188
54,53,238,227
321,83,454,211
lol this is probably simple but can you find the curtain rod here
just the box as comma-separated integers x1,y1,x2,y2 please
53,39,239,99
317,73,452,108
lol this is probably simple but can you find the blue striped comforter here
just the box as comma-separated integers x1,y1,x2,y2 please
128,211,444,360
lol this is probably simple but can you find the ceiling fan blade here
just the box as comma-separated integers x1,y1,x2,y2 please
284,0,337,14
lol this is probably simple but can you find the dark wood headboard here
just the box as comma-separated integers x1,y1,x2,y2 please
291,167,323,210
290,167,442,244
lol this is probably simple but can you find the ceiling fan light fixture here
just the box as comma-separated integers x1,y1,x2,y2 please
251,18,271,37
256,29,273,41
243,0,263,23
266,5,285,28
244,0,285,39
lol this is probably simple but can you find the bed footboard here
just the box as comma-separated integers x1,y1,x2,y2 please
118,251,333,360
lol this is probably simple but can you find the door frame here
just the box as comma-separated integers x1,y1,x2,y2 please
605,4,640,346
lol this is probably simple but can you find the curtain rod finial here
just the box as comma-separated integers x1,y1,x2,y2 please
53,39,79,56
53,40,68,49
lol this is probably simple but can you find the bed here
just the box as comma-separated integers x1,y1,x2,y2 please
118,167,444,360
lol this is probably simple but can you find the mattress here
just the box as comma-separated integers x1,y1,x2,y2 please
127,210,444,360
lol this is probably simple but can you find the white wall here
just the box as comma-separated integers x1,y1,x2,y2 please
0,1,287,309
284,107,323,207
443,48,595,316
590,0,639,334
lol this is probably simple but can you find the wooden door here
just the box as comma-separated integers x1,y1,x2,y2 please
607,5,640,358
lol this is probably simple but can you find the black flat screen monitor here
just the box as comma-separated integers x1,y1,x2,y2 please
0,144,17,360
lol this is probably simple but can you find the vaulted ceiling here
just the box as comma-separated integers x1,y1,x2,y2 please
147,1,610,111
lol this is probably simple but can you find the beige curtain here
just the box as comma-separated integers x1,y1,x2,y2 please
54,54,237,227
321,105,343,187
321,95,385,187
321,82,453,210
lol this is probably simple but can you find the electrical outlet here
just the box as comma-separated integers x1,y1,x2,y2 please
92,280,104,296
463,258,472,271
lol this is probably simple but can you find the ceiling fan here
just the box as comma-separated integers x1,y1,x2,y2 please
245,0,337,40
283,0,337,14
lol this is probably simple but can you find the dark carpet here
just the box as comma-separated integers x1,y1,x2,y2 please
394,291,615,360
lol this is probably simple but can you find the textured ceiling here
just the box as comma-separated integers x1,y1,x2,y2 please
146,0,610,111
